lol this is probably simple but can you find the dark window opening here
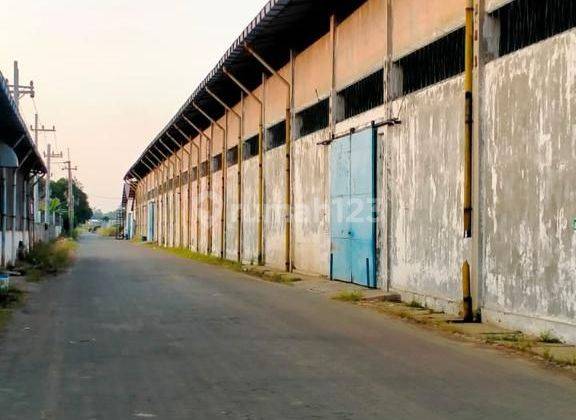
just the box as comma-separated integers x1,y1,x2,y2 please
200,161,209,177
494,0,576,56
267,120,286,150
297,99,329,138
338,68,384,121
212,154,223,172
227,146,238,167
397,28,465,96
181,171,189,185
190,167,198,182
243,135,259,161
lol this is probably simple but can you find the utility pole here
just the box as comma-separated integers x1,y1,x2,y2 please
61,150,77,232
7,61,34,107
30,118,56,224
44,144,63,225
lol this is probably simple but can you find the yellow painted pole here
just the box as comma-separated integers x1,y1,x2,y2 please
462,0,474,322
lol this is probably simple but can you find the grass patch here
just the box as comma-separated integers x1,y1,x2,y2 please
332,290,364,302
18,238,77,281
539,330,563,344
147,245,244,272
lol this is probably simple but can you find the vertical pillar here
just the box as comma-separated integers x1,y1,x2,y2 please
471,0,489,316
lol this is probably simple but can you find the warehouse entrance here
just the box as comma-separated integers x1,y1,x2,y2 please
330,127,377,288
147,201,155,242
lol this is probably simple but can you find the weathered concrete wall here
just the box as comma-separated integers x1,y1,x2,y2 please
294,33,331,110
225,168,239,260
263,145,286,269
265,67,290,125
481,30,576,341
383,76,465,312
392,0,464,58
212,171,223,257
292,128,331,276
242,157,259,264
335,0,387,90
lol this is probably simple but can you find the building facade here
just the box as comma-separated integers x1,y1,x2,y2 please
0,71,50,267
124,0,576,343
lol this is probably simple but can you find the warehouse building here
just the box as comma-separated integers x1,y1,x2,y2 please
0,71,48,267
124,0,576,342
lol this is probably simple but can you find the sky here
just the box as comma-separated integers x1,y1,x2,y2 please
0,0,265,212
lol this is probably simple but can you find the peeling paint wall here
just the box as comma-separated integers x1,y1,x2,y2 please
482,30,576,338
264,145,286,269
384,77,465,311
242,157,259,264
225,169,239,260
292,129,331,275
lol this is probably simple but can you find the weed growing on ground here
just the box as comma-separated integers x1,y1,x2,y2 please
407,300,425,309
539,330,562,344
150,245,244,272
332,290,364,302
20,238,77,281
98,226,118,237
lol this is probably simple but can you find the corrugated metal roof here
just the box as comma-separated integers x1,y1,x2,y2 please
125,0,366,181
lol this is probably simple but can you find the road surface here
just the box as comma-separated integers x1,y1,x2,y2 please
0,234,574,419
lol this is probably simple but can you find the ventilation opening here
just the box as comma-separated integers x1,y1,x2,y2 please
212,154,223,172
190,167,198,182
397,28,465,96
493,0,576,56
296,99,329,138
227,146,239,167
267,120,286,150
337,69,384,121
181,171,189,185
200,161,209,177
243,135,259,161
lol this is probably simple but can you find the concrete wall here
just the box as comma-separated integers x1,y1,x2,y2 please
292,129,331,275
383,76,465,313
130,1,576,343
263,145,286,269
336,0,387,89
225,168,239,260
392,0,464,58
242,157,259,264
481,29,576,341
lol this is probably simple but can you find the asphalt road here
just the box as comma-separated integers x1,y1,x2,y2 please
0,234,574,419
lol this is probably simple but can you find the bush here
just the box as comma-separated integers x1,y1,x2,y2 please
98,225,118,237
24,238,77,277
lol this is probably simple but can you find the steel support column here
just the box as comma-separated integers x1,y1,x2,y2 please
193,101,227,259
206,87,243,263
244,44,293,272
223,67,265,266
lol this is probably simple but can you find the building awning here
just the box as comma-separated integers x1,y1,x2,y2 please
0,72,46,174
124,0,367,182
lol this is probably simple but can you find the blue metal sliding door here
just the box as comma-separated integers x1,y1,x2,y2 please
147,201,155,242
330,128,376,288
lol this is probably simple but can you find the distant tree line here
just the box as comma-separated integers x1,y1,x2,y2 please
49,178,93,230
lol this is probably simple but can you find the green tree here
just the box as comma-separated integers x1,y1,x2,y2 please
50,178,94,229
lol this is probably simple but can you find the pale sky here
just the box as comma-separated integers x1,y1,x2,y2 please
0,0,265,212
